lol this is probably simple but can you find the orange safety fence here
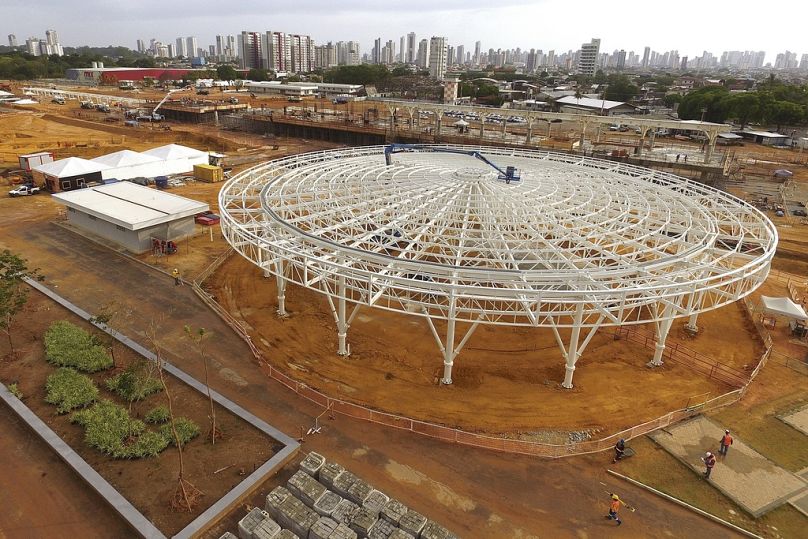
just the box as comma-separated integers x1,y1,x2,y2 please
191,275,776,457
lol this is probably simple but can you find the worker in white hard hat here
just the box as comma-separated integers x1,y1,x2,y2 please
702,451,716,478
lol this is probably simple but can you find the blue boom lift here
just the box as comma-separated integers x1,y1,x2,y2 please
383,144,521,184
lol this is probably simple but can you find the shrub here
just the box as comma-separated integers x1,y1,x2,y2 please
144,405,170,424
105,371,162,402
45,368,98,414
8,383,23,400
71,399,168,458
161,417,200,447
44,321,113,373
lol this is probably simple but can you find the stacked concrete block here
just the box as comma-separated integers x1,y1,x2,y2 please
219,533,239,539
349,507,379,538
318,461,345,488
398,510,427,538
288,470,328,508
252,516,282,539
331,522,358,539
380,499,408,526
332,470,359,498
362,490,389,516
387,530,415,539
266,486,293,519
314,490,343,517
300,452,326,477
367,518,396,539
276,531,299,539
276,495,320,538
308,516,339,539
331,499,360,526
239,508,271,539
420,521,452,539
347,479,373,505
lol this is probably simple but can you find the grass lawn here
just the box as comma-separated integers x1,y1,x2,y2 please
617,437,806,539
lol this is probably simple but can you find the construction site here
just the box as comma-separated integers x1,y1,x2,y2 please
0,80,807,539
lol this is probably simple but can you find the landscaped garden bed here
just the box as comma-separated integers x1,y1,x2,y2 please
0,293,282,535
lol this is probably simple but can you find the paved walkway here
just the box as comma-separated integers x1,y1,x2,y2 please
651,416,807,517
779,404,808,436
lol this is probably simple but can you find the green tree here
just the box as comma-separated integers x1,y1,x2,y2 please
0,251,41,358
725,93,760,128
216,65,238,81
663,94,682,107
184,325,220,444
603,75,639,102
247,68,268,81
677,86,730,122
766,101,804,131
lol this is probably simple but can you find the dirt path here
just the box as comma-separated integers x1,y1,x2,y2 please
0,223,744,538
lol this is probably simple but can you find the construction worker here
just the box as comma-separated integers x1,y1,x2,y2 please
702,451,716,478
605,493,623,526
172,268,181,286
719,430,733,456
613,438,626,463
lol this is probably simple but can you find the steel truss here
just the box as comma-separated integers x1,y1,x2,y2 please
219,145,776,388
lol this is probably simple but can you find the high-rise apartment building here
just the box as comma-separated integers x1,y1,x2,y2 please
315,42,337,69
8,34,17,47
616,50,626,70
238,31,263,70
641,46,650,68
399,36,405,63
175,37,188,58
428,36,447,79
288,34,313,73
577,38,600,76
25,37,39,56
262,31,289,71
136,39,145,53
456,45,464,66
406,32,416,63
417,39,429,69
186,36,198,58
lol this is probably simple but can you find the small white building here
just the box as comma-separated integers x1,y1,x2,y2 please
52,182,209,253
32,157,110,192
243,81,318,97
555,96,639,116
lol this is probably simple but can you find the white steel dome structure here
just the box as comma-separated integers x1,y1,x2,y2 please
219,145,776,388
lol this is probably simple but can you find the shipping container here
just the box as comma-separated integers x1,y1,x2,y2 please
18,152,54,172
193,164,224,183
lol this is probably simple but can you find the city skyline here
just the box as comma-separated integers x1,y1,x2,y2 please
2,0,807,65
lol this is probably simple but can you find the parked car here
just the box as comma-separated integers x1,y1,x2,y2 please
51,97,65,105
793,209,807,217
9,185,41,197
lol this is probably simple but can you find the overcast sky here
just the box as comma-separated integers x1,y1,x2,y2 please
3,0,806,63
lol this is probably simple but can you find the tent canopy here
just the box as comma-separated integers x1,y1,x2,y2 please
91,150,161,168
773,169,793,178
33,157,109,177
760,296,807,320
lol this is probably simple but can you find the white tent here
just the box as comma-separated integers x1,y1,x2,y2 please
760,296,808,320
91,150,165,180
33,157,109,178
141,144,209,175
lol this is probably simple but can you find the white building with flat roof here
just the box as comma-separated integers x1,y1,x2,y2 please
52,182,208,253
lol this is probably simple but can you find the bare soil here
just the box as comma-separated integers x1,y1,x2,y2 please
0,293,281,536
206,254,762,437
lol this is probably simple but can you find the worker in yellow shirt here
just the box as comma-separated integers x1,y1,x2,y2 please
172,268,181,286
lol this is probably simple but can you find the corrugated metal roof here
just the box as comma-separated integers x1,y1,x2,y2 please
556,96,631,110
741,130,789,138
52,182,208,230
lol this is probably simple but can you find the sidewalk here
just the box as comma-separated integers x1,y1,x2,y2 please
650,416,807,517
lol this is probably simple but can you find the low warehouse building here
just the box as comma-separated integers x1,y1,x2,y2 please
52,182,209,253
32,157,109,192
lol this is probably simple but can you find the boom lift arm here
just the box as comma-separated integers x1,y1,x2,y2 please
384,144,521,183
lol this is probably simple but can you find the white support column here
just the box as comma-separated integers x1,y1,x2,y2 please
649,305,674,367
562,303,585,389
336,275,348,356
275,259,287,316
685,312,699,333
441,297,458,384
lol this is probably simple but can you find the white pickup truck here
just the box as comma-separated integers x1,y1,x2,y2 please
8,185,41,197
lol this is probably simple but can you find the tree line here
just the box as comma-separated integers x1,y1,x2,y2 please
677,78,808,130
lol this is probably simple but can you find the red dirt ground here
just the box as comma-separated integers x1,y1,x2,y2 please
207,254,763,438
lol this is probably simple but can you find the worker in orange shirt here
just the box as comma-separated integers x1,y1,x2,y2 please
605,493,623,526
719,430,733,457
